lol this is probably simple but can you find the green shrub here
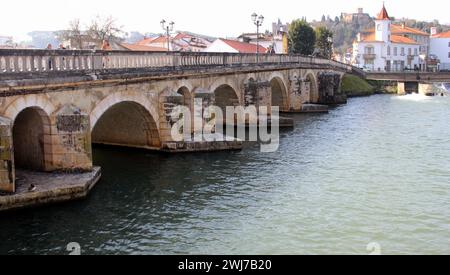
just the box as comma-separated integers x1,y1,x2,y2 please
341,75,375,97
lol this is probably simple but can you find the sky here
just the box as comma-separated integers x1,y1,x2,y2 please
0,0,448,41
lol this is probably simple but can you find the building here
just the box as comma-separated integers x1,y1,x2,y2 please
118,43,167,52
272,19,289,36
430,30,450,71
172,32,214,52
341,8,372,24
236,20,289,54
238,33,282,54
135,32,214,52
205,38,267,54
352,4,422,72
61,34,102,50
0,36,13,48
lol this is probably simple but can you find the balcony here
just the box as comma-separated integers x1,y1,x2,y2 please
363,54,376,60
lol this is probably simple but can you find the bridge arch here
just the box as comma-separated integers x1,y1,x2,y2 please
269,73,289,112
176,86,193,110
212,84,241,117
90,93,160,149
210,79,241,106
90,93,158,131
12,106,53,171
304,71,319,103
4,94,56,122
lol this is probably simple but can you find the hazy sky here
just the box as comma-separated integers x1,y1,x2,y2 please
1,0,448,41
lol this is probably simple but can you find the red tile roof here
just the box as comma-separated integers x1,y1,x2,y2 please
391,25,428,36
390,35,419,44
174,33,191,40
121,43,167,52
136,36,170,46
376,4,390,20
150,36,169,43
432,30,450,38
136,37,157,45
360,34,419,45
220,39,267,53
361,25,428,37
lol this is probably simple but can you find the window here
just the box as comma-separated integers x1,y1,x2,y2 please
401,47,405,56
414,48,418,56
387,46,391,56
365,46,374,54
408,48,412,56
394,47,398,56
448,52,450,58
448,42,450,47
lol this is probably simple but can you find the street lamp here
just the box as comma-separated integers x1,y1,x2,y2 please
252,13,264,63
161,19,175,51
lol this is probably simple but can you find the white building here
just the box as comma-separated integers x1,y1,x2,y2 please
238,33,285,54
352,4,422,72
135,32,213,52
430,30,450,71
205,38,267,54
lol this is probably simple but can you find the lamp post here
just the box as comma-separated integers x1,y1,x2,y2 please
160,19,175,52
252,13,264,64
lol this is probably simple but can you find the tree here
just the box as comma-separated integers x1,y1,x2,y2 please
87,15,126,42
288,19,316,55
57,19,84,49
58,16,125,49
315,26,334,59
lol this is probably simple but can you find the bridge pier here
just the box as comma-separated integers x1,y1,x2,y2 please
397,82,406,95
0,117,14,193
418,83,435,96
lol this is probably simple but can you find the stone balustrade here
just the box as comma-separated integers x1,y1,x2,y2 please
0,49,357,76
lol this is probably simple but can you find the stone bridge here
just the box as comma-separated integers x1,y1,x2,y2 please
0,49,361,193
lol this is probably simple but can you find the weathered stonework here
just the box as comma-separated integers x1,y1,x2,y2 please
53,105,92,171
0,117,14,193
318,72,347,104
0,66,345,193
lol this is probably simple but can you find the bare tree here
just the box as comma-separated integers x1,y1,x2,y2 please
87,16,126,42
58,16,125,49
58,19,84,49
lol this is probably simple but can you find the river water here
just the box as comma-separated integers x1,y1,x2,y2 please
1,94,450,255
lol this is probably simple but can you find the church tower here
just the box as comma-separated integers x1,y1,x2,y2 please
374,3,391,42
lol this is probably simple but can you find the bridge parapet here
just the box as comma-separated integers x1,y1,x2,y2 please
0,49,356,78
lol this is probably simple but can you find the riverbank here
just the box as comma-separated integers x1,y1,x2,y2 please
341,75,398,97
0,168,101,212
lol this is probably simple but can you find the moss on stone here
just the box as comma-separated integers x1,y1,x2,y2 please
341,75,375,97
367,80,398,94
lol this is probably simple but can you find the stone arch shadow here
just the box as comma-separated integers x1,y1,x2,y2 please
90,93,161,149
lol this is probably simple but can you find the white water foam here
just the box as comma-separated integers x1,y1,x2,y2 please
396,93,432,101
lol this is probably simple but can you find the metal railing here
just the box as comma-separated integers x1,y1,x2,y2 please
0,49,357,76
